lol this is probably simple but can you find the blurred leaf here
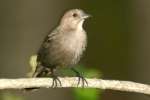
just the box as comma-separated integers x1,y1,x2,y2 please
72,66,102,100
1,92,24,100
58,65,102,78
73,88,102,100
77,66,102,78
27,55,37,77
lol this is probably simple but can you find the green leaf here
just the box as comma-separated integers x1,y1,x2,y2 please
73,88,102,100
72,66,103,100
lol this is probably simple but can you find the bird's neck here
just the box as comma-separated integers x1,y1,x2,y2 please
77,20,84,31
59,20,84,32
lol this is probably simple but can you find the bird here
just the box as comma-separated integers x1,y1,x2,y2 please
32,9,90,87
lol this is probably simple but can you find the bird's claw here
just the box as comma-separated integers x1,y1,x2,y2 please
77,74,88,87
51,76,62,88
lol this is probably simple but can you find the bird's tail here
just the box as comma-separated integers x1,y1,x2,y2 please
24,64,46,92
24,54,47,91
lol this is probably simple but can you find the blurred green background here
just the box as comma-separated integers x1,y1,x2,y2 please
0,0,150,100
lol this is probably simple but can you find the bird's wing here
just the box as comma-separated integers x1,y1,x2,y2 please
37,28,59,62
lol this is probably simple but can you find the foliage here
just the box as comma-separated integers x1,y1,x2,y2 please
1,92,24,100
72,67,103,100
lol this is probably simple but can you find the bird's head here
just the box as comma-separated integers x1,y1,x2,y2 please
60,9,90,31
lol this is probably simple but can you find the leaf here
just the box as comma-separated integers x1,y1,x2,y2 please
27,55,37,77
72,66,103,100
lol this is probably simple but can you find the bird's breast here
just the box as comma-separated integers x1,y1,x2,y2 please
64,30,86,49
58,29,87,65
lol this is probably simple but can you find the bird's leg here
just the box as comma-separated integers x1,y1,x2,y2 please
50,68,62,88
32,64,46,77
71,68,88,87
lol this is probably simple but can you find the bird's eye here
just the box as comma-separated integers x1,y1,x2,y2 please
73,13,78,17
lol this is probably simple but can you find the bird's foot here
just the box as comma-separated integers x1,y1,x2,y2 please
51,75,62,88
76,73,88,87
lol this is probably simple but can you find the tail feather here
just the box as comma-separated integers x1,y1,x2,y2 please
24,64,46,92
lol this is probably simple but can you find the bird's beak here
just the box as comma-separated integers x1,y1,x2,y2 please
82,13,91,19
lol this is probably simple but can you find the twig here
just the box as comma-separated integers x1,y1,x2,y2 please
0,77,150,95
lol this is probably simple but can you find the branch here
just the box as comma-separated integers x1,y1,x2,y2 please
0,77,150,95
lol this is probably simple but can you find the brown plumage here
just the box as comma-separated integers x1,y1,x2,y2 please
32,9,90,87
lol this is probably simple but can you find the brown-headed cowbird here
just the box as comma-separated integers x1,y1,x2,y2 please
33,9,90,87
